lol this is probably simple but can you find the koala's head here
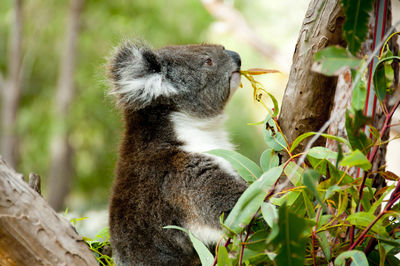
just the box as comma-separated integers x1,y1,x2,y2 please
108,42,241,117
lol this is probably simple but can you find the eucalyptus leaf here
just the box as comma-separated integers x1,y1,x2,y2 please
313,46,361,75
217,245,231,266
302,169,327,211
340,149,372,171
334,250,368,266
207,149,263,182
261,202,278,228
373,62,387,102
223,166,283,234
260,149,279,172
346,212,387,236
290,132,349,153
351,72,367,111
341,0,375,55
273,203,307,266
264,118,286,151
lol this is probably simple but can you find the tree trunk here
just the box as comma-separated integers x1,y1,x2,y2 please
48,0,84,211
0,158,98,265
278,0,345,160
1,0,23,168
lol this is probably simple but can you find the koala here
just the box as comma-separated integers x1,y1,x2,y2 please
108,41,247,265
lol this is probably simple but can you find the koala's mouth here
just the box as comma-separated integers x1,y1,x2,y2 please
229,71,241,91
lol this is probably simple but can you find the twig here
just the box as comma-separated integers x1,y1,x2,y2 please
28,172,41,196
312,207,323,266
348,192,400,250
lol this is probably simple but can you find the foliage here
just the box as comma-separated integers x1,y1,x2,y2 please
170,30,400,266
340,0,375,55
83,227,115,266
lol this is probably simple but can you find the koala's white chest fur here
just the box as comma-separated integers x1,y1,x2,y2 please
170,111,238,178
171,111,239,245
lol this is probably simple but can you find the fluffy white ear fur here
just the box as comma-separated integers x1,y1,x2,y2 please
114,74,177,107
110,46,177,108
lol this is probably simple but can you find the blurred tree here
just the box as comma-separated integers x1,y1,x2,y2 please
48,0,85,211
1,0,23,168
0,0,214,210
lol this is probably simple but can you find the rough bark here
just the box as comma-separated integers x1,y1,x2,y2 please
0,158,98,265
278,0,345,160
48,0,84,211
1,0,23,168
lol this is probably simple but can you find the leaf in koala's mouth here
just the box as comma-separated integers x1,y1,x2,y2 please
240,68,280,117
241,68,280,75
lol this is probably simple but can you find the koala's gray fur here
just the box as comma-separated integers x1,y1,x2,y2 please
108,41,246,265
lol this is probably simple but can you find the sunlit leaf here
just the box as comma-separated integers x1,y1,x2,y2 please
264,118,286,151
351,72,367,111
313,46,361,75
207,149,262,182
217,245,231,266
283,161,303,185
290,132,349,153
340,149,371,171
346,212,387,236
260,149,280,172
223,166,283,234
241,68,280,75
261,202,278,228
334,250,368,266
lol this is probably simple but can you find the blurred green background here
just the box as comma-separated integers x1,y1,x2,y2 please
0,0,308,217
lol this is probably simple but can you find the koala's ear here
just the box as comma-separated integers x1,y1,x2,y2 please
108,42,176,110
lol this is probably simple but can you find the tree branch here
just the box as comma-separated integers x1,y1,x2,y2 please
0,158,97,265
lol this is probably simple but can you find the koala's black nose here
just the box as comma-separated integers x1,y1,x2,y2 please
225,50,241,68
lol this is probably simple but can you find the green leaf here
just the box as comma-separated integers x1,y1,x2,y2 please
246,230,269,252
345,110,372,152
164,225,214,266
260,148,279,172
265,91,280,117
217,245,231,266
290,132,349,153
264,118,286,151
340,149,371,171
223,166,283,234
273,203,307,266
283,162,303,185
317,232,331,261
302,169,327,212
334,250,368,266
346,212,387,236
341,0,375,55
313,46,361,75
261,202,278,228
351,71,367,110
308,146,338,160
207,149,263,182
378,241,386,266
373,62,387,102
302,190,315,218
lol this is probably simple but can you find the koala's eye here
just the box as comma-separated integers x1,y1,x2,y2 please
204,58,213,67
